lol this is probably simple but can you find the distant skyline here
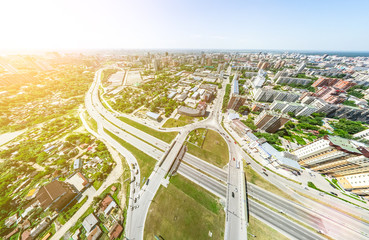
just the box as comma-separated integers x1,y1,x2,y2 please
1,0,369,51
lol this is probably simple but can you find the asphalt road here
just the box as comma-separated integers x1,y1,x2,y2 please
248,199,325,240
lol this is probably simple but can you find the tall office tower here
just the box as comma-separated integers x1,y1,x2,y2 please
296,61,306,74
254,110,290,133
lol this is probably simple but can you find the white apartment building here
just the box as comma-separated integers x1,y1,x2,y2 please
295,105,317,117
353,129,369,141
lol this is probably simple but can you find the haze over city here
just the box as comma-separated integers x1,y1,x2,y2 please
1,0,369,51
2,1,369,240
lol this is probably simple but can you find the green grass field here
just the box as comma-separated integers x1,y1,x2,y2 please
105,129,157,185
187,129,229,168
118,116,177,144
247,215,289,240
162,115,197,128
144,175,225,240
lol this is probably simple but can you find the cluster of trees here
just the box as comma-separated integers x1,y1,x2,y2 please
331,118,367,138
241,115,257,131
347,85,368,99
66,133,93,145
101,69,118,84
287,112,325,131
149,97,180,117
295,73,318,80
0,65,95,133
343,100,357,107
113,88,149,113
179,65,197,72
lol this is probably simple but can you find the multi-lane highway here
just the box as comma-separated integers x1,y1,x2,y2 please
83,65,369,240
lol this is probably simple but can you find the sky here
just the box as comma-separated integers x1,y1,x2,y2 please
0,0,369,51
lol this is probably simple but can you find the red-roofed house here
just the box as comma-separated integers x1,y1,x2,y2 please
100,195,114,211
109,223,123,240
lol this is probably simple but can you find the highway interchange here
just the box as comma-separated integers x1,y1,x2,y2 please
83,66,369,240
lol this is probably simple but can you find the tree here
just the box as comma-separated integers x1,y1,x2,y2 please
238,106,250,114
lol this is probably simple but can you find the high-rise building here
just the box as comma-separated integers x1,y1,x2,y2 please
293,135,369,177
153,59,161,72
252,69,267,88
294,135,369,198
295,105,317,117
254,88,299,103
312,77,339,88
309,98,338,115
217,63,223,73
227,95,246,110
296,61,306,74
333,80,356,91
254,110,290,133
275,77,312,86
301,96,316,105
315,86,346,104
227,75,246,110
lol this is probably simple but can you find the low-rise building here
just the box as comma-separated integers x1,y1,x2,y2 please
146,112,161,121
82,213,99,234
177,102,206,117
35,180,79,212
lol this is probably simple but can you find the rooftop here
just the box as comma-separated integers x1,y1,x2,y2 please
327,135,361,154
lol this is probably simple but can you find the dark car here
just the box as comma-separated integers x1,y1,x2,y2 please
262,172,268,177
232,192,235,198
330,192,338,196
146,179,150,185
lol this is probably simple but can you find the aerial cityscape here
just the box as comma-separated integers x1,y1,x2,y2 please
1,1,369,240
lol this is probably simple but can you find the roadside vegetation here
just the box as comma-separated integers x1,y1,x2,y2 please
118,116,177,143
308,181,368,206
222,84,231,112
244,165,299,204
105,129,156,186
144,175,224,239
